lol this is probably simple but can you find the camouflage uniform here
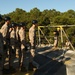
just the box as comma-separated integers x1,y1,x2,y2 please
0,32,3,75
16,26,19,43
53,36,58,47
18,23,26,67
9,27,16,67
29,26,36,57
0,22,10,68
53,30,59,48
0,23,9,45
0,16,10,69
29,20,38,57
0,16,10,75
0,15,3,75
15,25,21,68
16,26,20,56
28,20,38,70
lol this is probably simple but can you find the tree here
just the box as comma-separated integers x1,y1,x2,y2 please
29,7,41,20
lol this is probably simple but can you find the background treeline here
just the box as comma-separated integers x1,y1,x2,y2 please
0,8,75,47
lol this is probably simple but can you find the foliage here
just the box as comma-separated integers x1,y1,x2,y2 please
1,8,75,47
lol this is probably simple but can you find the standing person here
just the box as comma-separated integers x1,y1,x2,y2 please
15,23,21,61
0,15,4,75
16,23,20,47
53,30,59,49
18,22,26,70
0,15,3,25
29,20,38,70
0,16,11,69
9,22,16,69
65,40,70,49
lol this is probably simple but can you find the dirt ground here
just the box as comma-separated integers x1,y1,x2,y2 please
3,70,34,75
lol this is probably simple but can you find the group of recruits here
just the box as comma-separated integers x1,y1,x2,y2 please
0,15,38,74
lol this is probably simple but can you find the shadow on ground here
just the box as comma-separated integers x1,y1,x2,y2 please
3,46,71,75
33,54,67,75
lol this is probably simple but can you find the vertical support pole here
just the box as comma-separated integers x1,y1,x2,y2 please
38,27,41,47
60,26,63,48
62,29,75,50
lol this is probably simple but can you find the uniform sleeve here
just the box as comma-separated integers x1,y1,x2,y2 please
29,28,34,46
19,29,26,49
0,25,8,38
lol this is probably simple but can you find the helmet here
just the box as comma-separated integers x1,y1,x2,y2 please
19,22,26,27
10,22,17,28
0,15,2,22
4,16,11,21
32,20,38,24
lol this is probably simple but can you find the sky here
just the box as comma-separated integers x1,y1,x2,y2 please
0,0,75,15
